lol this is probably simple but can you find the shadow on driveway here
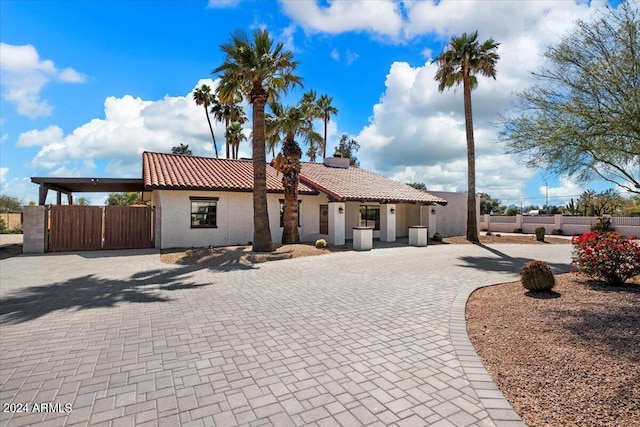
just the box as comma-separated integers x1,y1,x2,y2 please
457,243,571,274
0,265,213,324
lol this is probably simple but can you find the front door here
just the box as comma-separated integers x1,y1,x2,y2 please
319,204,328,234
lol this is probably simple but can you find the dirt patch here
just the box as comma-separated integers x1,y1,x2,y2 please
467,273,640,427
161,243,349,267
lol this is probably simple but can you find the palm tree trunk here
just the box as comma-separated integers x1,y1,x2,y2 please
205,107,219,158
281,137,302,244
225,117,230,159
463,68,479,242
322,117,328,159
251,86,275,252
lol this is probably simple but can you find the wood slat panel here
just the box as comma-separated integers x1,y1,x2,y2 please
48,206,103,252
104,206,153,249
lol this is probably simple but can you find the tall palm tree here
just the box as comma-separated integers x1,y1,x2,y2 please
213,29,301,252
433,31,500,242
316,94,338,159
225,122,247,160
266,99,322,244
193,84,219,158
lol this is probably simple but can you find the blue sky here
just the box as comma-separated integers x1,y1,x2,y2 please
0,0,626,207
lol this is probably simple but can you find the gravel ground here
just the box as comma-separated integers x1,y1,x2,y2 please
467,273,640,427
161,243,346,266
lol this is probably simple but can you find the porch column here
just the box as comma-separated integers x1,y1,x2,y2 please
328,202,345,246
380,204,396,242
427,205,437,238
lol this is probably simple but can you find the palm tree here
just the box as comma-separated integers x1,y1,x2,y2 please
213,29,301,252
433,31,500,242
316,94,338,159
193,84,219,158
266,99,322,244
212,86,246,159
225,122,247,160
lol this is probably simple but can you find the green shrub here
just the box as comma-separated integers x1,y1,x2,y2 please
513,228,522,233
315,239,327,249
520,260,556,292
591,217,614,232
572,232,640,286
0,217,5,232
432,232,443,242
551,229,564,235
535,227,546,242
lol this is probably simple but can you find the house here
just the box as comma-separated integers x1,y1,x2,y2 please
26,152,448,252
144,152,447,248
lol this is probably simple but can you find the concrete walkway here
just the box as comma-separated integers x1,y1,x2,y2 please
0,244,572,426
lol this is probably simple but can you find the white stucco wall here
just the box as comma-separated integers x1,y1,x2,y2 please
428,191,479,237
153,190,326,248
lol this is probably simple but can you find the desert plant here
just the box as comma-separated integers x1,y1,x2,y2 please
535,227,546,242
315,239,327,249
572,232,640,286
520,260,556,292
590,216,614,232
513,228,522,233
551,229,564,235
432,232,443,242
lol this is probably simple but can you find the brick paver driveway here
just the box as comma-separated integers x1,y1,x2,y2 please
0,244,572,426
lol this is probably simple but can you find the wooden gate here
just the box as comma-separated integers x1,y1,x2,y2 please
47,205,153,252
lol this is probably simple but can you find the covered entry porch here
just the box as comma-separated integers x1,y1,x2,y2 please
322,201,441,246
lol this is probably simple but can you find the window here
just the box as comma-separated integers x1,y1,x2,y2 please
190,197,218,228
360,205,380,230
280,199,301,227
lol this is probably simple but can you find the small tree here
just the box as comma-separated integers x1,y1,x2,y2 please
107,192,143,206
171,143,193,155
479,193,505,215
0,194,23,213
334,134,361,166
408,182,427,191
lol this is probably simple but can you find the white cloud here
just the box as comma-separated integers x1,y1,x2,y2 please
18,79,244,177
0,167,8,183
279,0,404,38
330,48,340,62
0,43,87,118
207,0,242,8
344,1,612,201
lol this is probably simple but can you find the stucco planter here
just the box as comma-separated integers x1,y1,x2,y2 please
409,225,428,247
353,227,373,251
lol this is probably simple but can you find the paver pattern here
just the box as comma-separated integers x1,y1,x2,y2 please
0,244,572,426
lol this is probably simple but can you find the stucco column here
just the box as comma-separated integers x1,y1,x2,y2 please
328,202,345,246
23,205,46,253
427,206,437,238
380,204,396,242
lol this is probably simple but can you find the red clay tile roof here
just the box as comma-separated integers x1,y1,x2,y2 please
142,152,447,205
142,152,318,194
299,162,447,205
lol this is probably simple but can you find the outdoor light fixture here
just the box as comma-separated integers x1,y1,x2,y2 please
390,208,396,214
431,208,436,215
338,207,344,214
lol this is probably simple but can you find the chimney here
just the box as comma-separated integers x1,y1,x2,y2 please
323,157,350,169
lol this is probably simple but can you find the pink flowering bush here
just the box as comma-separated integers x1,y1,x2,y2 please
572,232,640,286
